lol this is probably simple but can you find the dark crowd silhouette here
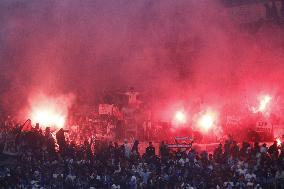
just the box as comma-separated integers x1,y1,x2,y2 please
0,119,284,189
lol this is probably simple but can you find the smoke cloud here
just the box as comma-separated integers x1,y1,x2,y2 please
0,0,284,117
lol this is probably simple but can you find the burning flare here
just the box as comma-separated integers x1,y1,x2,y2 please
173,110,187,125
28,94,72,129
197,111,216,132
276,138,282,147
30,108,65,129
252,95,271,113
259,95,271,112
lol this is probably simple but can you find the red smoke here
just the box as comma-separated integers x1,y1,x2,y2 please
0,0,283,122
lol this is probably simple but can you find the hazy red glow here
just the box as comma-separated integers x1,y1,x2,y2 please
0,0,284,143
2,0,284,117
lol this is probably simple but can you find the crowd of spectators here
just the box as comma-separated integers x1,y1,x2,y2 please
0,120,284,189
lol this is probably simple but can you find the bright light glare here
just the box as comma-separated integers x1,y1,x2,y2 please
276,138,281,147
198,112,215,131
174,111,187,124
258,95,271,112
31,109,65,128
29,95,68,129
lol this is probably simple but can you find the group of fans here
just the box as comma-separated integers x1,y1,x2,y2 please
0,115,284,189
0,88,284,188
66,87,156,143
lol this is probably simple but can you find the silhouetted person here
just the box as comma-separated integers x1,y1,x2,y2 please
56,128,68,154
268,141,279,158
213,143,222,163
146,141,155,157
253,141,260,155
160,141,169,163
160,141,169,158
230,141,239,158
44,127,56,157
120,87,142,109
131,140,139,157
